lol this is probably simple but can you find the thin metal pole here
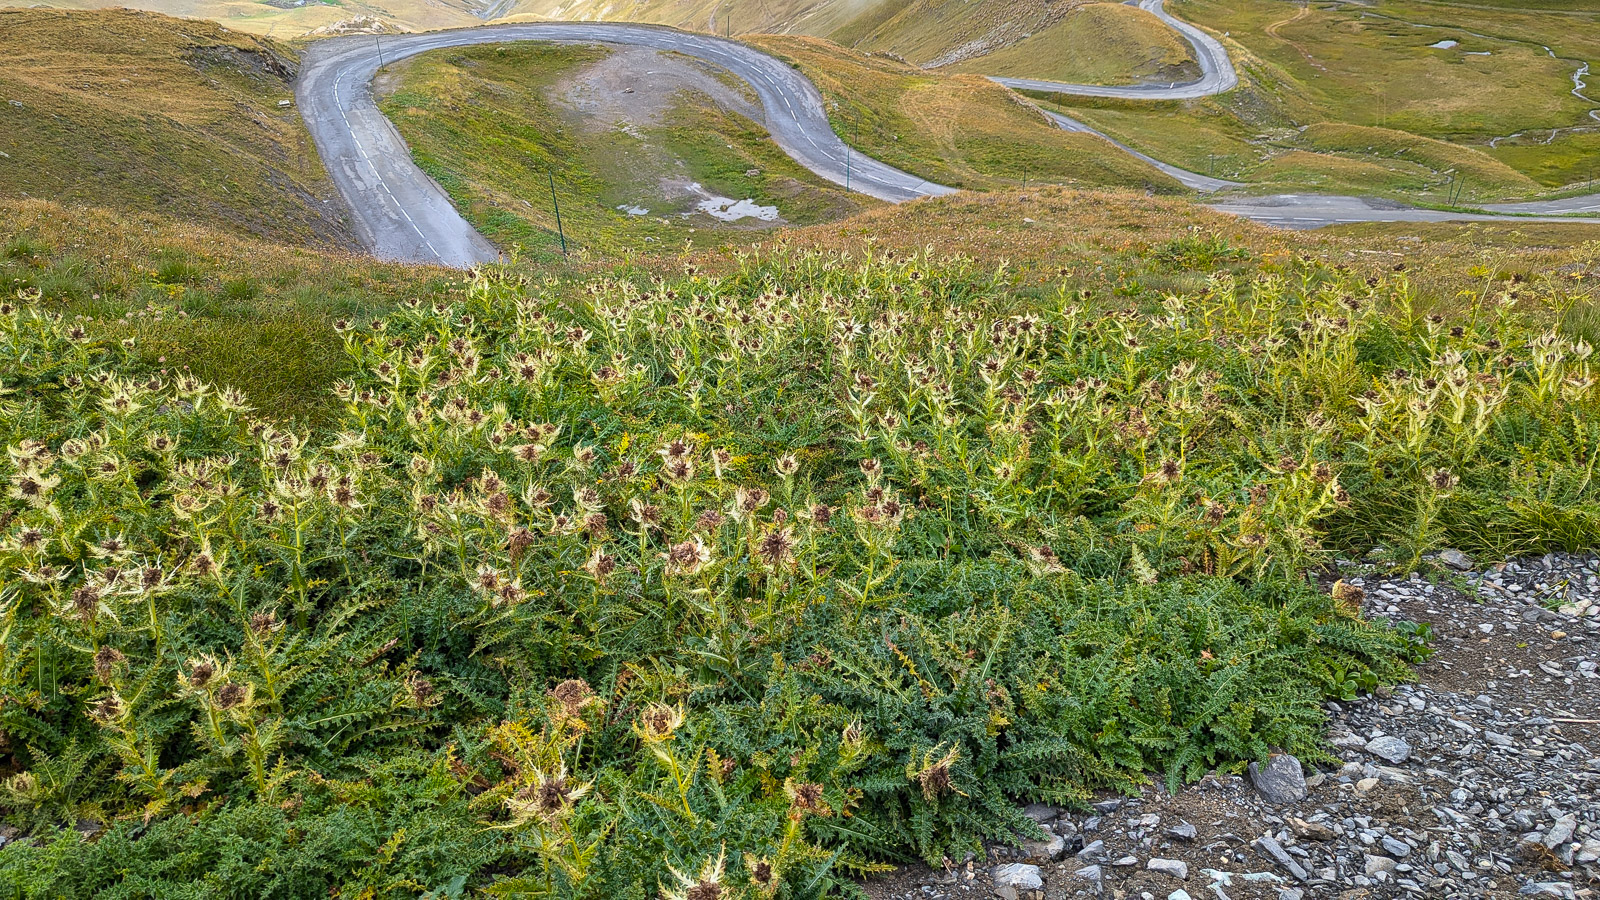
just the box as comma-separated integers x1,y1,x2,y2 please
375,33,384,68
548,171,567,257
846,116,856,191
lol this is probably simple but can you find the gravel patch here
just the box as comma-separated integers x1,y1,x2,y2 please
864,552,1600,900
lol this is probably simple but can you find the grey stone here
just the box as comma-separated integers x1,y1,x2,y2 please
1166,821,1197,842
991,863,1044,900
1167,891,1193,900
1147,858,1189,880
1253,835,1308,881
1077,839,1105,860
1021,832,1067,862
1380,836,1411,858
1364,735,1412,764
1021,803,1058,825
1438,549,1474,571
1072,864,1103,884
1576,838,1600,864
1543,814,1576,849
1518,884,1575,899
1363,855,1397,877
1248,754,1308,804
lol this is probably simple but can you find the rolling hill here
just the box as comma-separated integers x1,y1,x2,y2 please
0,8,355,248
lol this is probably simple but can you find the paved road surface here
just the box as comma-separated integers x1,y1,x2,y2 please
297,14,1600,267
1208,194,1600,229
297,24,953,266
990,0,1238,101
1042,109,1242,192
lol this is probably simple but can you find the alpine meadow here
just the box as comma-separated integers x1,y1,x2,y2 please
0,1,1599,898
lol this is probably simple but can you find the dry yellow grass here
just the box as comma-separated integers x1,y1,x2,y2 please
16,0,484,36
747,35,1183,192
0,8,355,247
948,2,1198,85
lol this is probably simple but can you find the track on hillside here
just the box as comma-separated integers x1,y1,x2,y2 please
297,24,953,266
297,13,1600,267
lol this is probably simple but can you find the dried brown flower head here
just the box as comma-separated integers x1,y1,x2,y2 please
215,682,247,710
93,646,125,683
549,679,597,718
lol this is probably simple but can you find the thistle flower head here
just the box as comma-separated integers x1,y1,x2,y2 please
508,764,592,826
215,682,249,711
727,487,769,523
661,846,727,900
909,744,961,801
182,655,223,692
755,526,797,570
93,646,125,683
548,678,599,719
584,546,617,582
1427,468,1459,492
784,780,829,818
637,702,683,741
663,536,712,576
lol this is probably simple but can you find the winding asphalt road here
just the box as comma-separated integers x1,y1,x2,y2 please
989,0,1238,101
297,24,953,266
297,6,1600,267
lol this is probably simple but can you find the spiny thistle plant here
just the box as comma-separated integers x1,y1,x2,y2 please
0,243,1592,895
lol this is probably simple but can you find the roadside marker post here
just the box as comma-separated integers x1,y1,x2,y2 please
548,171,568,257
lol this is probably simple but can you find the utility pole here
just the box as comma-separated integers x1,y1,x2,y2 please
548,171,567,257
845,115,858,191
375,32,385,68
845,131,852,191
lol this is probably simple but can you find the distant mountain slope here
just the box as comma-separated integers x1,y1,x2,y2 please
0,9,357,248
499,0,1197,86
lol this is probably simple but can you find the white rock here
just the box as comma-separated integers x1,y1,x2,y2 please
992,863,1044,900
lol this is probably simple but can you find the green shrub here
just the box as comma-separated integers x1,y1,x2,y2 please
0,247,1592,894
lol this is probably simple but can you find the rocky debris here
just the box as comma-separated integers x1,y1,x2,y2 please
1146,858,1189,880
1020,830,1067,863
1437,548,1475,571
863,552,1600,900
1249,753,1309,804
1364,735,1412,764
991,863,1043,900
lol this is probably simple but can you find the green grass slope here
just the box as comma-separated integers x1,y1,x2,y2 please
748,36,1185,193
1038,0,1600,200
377,42,870,260
947,3,1200,86
0,9,356,249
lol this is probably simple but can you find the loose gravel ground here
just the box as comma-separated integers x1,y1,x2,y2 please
865,552,1600,900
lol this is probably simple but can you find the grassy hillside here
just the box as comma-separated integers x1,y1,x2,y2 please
747,36,1185,193
20,0,1202,87
496,0,1199,85
377,42,869,260
0,198,444,421
947,2,1199,86
0,9,356,248
11,0,489,37
1035,0,1600,199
